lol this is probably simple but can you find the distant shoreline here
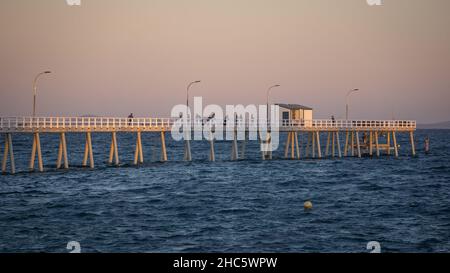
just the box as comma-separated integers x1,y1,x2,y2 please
417,121,450,130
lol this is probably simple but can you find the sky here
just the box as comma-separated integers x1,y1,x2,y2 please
0,0,449,123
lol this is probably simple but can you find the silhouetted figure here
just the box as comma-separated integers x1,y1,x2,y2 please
331,115,336,125
128,113,134,126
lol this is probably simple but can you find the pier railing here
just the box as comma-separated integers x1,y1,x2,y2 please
0,117,416,133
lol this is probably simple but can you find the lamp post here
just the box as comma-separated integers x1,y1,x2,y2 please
266,84,280,122
345,88,359,120
186,80,201,111
183,80,200,161
32,71,52,117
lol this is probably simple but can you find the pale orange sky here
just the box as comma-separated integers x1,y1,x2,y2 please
0,0,449,123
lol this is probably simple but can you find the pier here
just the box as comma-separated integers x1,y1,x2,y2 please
1,117,416,174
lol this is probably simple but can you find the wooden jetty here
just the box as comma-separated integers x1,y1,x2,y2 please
0,117,417,174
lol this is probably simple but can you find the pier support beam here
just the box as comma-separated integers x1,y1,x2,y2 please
29,133,44,172
351,131,356,156
57,132,69,169
108,132,119,166
344,131,349,157
355,131,362,158
160,131,168,162
2,133,15,174
386,132,391,156
209,139,216,162
184,140,192,161
369,132,373,157
311,132,316,158
231,130,239,160
284,132,300,159
305,132,311,158
82,132,94,169
325,132,331,157
410,131,416,157
336,132,342,158
260,131,272,160
134,131,144,165
240,131,247,160
375,132,380,157
315,131,322,158
330,132,335,157
392,131,399,158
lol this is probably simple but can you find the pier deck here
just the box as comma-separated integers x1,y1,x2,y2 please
1,117,417,174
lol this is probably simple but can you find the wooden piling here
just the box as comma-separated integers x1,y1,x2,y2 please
82,136,89,167
108,132,119,166
231,130,239,160
375,131,380,157
134,131,144,165
57,132,69,169
336,132,342,158
331,131,336,157
311,131,316,158
2,134,9,173
209,139,215,161
325,132,331,157
344,131,349,157
30,133,44,172
87,132,94,168
240,131,247,160
83,132,94,169
2,133,15,174
392,131,399,158
410,131,416,156
160,131,168,162
305,132,311,158
351,131,355,156
184,140,192,161
356,131,362,158
284,132,291,159
30,134,36,170
295,132,300,159
315,131,322,158
386,132,391,155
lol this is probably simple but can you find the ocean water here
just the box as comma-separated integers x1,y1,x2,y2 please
0,130,449,253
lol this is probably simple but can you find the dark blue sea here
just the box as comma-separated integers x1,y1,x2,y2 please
0,130,449,253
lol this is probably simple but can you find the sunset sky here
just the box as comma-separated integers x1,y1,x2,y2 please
0,0,449,123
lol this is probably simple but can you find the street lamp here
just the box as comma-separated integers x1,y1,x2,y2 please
186,80,201,111
33,71,52,117
266,84,281,121
184,80,200,162
345,88,359,120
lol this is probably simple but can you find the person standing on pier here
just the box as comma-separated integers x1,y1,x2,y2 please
128,113,134,126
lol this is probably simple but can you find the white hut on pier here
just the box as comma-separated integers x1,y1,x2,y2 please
276,103,313,123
